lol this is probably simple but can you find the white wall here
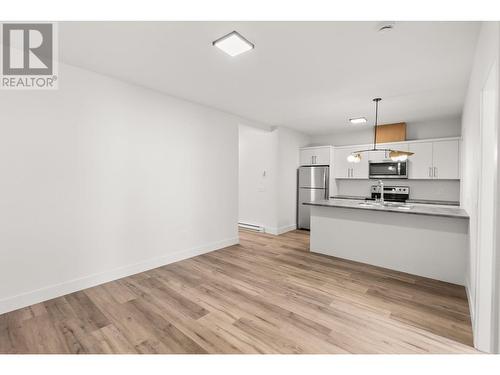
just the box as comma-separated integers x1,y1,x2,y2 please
238,125,278,231
0,62,255,314
461,21,500,353
309,116,461,146
276,127,311,233
238,125,309,234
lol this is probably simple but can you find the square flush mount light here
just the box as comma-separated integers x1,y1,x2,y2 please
349,117,367,124
213,31,254,57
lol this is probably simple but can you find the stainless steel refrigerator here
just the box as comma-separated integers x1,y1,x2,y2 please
297,166,329,230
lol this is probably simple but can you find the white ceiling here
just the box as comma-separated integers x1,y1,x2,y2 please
59,22,479,135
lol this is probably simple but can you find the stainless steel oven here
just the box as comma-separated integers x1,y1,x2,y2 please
368,160,408,179
370,185,409,202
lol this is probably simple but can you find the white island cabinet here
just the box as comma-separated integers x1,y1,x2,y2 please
306,199,468,285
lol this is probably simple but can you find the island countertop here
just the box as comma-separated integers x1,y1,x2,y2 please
304,198,469,219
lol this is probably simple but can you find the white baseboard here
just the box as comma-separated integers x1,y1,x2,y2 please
265,227,278,235
277,224,297,235
466,283,475,322
265,224,297,235
465,278,476,347
0,236,239,315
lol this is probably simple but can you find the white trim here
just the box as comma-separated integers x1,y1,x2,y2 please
277,224,297,235
473,59,499,353
331,136,462,150
265,224,297,235
0,237,239,315
466,280,475,326
265,227,279,235
299,145,333,151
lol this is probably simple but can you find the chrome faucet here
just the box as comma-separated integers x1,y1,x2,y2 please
378,180,384,204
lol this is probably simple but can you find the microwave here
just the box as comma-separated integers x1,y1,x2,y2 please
368,160,408,179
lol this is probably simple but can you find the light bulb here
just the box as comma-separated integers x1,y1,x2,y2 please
347,154,356,162
353,154,361,163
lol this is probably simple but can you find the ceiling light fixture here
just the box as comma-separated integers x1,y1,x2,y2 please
347,98,414,163
212,31,254,57
349,117,367,124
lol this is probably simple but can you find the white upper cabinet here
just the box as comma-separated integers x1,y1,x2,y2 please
300,148,315,166
331,138,460,181
300,146,331,166
408,142,434,179
368,149,388,162
432,140,460,179
368,143,409,162
368,142,390,162
408,139,459,179
334,146,369,179
313,147,331,165
333,147,352,178
352,156,369,179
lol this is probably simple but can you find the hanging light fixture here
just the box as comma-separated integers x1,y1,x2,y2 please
347,98,414,162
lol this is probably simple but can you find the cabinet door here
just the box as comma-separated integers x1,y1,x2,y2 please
300,149,315,166
333,148,351,178
408,142,433,179
368,149,387,162
313,147,331,165
368,143,409,162
432,140,459,179
352,154,369,179
368,143,388,162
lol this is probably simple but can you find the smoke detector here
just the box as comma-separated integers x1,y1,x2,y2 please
377,21,396,33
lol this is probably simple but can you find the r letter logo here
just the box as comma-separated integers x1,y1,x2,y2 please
1,23,58,89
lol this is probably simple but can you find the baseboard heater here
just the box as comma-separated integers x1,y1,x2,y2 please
238,222,265,232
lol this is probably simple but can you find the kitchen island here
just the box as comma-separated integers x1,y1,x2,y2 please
304,199,469,285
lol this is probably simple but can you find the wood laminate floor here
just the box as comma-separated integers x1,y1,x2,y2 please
0,229,477,354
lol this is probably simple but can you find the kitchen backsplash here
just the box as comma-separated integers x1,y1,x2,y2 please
334,179,460,202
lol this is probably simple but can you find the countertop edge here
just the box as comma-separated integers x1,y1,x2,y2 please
304,201,469,219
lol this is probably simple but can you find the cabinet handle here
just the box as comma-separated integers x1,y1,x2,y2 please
434,167,437,178
428,167,432,178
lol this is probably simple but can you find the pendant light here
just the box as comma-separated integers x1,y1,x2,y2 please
347,98,414,162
